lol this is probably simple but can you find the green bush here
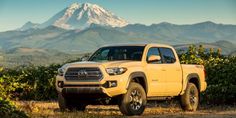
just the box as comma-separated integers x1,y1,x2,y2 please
0,57,83,101
0,67,29,100
0,67,28,117
179,45,236,105
18,64,61,100
202,57,236,104
0,64,61,100
0,97,28,118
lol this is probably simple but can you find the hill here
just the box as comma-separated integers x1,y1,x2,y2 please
0,47,82,67
174,40,236,55
1,22,236,54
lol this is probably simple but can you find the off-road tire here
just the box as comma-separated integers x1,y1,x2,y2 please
58,93,68,111
180,83,199,111
119,82,147,116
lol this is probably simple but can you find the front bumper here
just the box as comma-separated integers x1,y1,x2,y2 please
56,74,128,97
62,87,103,94
61,87,110,98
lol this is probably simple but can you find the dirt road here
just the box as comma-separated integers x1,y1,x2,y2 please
16,101,236,118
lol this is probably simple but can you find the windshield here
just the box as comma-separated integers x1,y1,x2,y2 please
89,46,145,62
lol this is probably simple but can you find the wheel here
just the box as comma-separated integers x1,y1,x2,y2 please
119,82,147,116
58,93,68,111
58,93,87,111
180,83,199,111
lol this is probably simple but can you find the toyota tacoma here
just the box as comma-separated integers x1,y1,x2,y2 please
56,44,207,115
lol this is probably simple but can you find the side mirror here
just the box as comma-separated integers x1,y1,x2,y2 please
148,55,161,63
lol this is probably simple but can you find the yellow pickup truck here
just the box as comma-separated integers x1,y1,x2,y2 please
56,43,207,116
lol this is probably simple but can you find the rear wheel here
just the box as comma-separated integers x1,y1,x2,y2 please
180,83,199,111
119,82,147,116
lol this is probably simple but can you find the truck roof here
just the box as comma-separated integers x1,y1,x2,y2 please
101,43,173,48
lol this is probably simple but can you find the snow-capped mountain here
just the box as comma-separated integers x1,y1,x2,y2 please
20,3,128,30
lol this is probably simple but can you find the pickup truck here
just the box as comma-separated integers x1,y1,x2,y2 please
56,43,207,116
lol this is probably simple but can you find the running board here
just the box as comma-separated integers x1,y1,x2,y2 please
147,96,173,101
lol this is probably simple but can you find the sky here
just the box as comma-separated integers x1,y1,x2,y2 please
0,0,235,31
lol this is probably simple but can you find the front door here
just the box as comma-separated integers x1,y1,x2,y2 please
145,47,167,96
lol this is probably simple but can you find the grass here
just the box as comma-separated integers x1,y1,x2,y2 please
14,101,236,118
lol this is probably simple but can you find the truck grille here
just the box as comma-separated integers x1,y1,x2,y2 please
65,67,103,81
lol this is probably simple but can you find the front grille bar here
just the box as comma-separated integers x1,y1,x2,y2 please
65,67,103,81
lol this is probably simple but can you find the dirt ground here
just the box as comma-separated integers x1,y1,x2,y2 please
15,101,236,118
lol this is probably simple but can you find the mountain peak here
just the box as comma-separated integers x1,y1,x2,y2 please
19,21,39,31
18,2,128,31
194,21,216,26
68,2,80,9
40,2,128,30
82,2,93,7
25,21,33,24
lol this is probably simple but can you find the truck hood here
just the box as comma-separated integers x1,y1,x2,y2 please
62,61,142,69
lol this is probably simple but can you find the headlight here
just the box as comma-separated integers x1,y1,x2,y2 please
106,67,127,75
58,67,65,76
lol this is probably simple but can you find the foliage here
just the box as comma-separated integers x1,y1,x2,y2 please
0,97,28,118
203,57,236,104
0,54,87,101
0,64,61,100
179,45,236,105
1,67,28,117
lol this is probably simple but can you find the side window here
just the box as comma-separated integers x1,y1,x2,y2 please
159,48,176,63
146,47,161,64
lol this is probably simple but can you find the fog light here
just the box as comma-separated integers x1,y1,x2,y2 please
109,81,117,87
102,81,117,88
58,81,64,88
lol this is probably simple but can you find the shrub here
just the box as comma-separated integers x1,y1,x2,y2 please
202,57,236,104
179,45,236,105
0,97,28,118
0,64,61,100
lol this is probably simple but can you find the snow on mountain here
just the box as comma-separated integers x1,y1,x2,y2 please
20,3,128,30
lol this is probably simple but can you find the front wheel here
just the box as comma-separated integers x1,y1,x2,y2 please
58,93,68,111
180,83,199,111
119,82,147,116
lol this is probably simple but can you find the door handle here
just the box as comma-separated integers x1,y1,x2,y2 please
161,69,166,71
152,79,158,82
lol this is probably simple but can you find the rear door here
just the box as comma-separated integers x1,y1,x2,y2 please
159,48,182,95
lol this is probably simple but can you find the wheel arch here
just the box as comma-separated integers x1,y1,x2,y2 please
181,73,201,95
188,74,200,91
126,72,148,94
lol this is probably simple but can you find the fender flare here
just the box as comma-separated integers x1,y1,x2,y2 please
180,73,200,95
126,71,148,93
